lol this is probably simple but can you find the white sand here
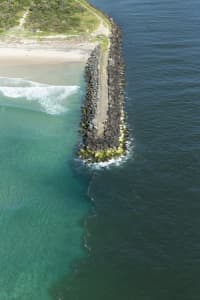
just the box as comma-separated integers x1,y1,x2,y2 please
0,36,97,64
0,47,92,65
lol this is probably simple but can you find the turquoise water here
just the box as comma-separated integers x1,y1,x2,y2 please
0,63,89,300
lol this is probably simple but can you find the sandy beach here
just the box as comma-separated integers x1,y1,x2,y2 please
0,40,95,64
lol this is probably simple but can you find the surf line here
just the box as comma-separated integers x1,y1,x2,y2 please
0,77,79,115
79,13,127,163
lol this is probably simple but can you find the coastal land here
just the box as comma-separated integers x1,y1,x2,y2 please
0,0,126,163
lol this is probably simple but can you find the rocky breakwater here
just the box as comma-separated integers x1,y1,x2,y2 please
79,20,127,163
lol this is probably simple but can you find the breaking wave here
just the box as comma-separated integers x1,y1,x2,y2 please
0,77,79,115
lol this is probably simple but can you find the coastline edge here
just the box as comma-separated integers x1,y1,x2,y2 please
79,8,127,163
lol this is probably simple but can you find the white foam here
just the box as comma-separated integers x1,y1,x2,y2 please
0,77,45,87
77,139,134,170
89,150,130,170
0,77,79,115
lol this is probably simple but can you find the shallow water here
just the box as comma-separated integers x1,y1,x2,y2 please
0,63,90,300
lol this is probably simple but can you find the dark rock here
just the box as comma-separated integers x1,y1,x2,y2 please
79,20,126,161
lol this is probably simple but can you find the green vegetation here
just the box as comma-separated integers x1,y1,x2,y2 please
26,0,99,34
79,0,111,29
79,147,123,163
0,0,99,35
93,35,109,52
0,0,30,31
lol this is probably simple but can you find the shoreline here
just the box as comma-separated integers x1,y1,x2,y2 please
79,19,127,163
0,0,127,163
0,40,94,64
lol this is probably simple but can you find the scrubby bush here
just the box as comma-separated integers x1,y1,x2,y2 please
0,0,98,34
26,0,98,33
0,0,31,30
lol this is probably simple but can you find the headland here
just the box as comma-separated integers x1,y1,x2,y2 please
0,0,127,163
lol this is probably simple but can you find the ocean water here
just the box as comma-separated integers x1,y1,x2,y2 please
0,63,90,300
1,0,200,299
51,0,200,299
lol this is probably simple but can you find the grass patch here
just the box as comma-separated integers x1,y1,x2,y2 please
0,0,100,35
0,0,31,30
25,0,99,34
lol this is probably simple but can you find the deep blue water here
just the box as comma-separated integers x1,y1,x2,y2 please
51,0,200,299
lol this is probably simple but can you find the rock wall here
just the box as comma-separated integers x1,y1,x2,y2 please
79,21,126,162
80,45,100,150
105,21,125,149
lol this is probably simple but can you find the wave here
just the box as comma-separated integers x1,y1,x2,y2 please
90,141,133,170
75,139,134,171
0,77,46,87
0,77,79,115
